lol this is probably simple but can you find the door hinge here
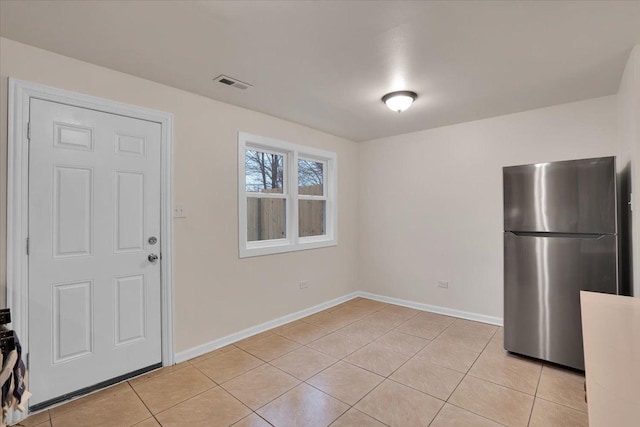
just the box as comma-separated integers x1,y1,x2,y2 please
27,122,31,140
26,353,29,369
26,237,29,255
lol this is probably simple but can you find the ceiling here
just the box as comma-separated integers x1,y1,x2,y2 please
1,1,640,142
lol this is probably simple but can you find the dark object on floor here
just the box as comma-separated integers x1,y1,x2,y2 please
1,308,31,424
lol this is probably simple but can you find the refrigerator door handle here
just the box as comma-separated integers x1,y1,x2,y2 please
508,231,610,239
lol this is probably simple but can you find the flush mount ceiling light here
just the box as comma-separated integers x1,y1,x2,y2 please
382,90,417,113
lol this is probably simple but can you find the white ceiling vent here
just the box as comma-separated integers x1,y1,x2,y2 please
214,74,252,90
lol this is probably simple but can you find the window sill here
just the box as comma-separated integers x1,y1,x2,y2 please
240,237,337,258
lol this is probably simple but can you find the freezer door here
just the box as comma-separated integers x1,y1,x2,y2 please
503,157,616,234
504,232,617,370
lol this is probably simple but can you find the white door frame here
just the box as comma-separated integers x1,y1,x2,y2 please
6,78,175,418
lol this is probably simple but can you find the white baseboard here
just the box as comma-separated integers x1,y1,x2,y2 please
174,292,360,363
175,290,503,364
357,291,503,326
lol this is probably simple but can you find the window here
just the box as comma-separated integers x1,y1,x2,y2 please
238,132,337,257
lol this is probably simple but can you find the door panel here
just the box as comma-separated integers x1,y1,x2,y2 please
114,171,145,252
54,122,93,151
503,157,616,234
115,274,146,346
29,98,162,406
504,232,617,370
52,281,93,363
53,166,93,257
115,133,146,156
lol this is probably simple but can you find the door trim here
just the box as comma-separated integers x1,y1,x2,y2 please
7,78,175,420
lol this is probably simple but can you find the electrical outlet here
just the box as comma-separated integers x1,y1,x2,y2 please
173,206,187,218
299,280,309,289
437,281,449,289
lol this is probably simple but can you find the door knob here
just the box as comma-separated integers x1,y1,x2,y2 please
148,253,159,263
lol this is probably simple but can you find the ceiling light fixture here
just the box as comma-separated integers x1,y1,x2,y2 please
382,90,417,113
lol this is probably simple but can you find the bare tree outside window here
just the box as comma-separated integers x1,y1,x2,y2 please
245,150,284,193
298,159,323,196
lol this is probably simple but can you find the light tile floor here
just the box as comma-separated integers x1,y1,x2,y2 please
19,298,589,427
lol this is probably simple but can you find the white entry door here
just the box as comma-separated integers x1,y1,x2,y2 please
28,98,162,406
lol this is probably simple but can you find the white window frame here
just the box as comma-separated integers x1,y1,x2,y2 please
238,132,337,257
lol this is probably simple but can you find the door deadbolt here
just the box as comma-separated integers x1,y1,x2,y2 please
148,236,158,245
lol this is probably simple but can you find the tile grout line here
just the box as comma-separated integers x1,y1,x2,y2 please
262,358,356,424
280,350,343,381
431,319,500,426
422,318,582,425
126,381,164,427
144,361,233,420
474,330,587,414
192,352,288,426
205,380,255,425
385,319,459,426
192,346,267,384
442,401,510,427
199,307,463,425
142,383,218,421
251,411,275,427
265,303,400,426
464,371,539,397
129,362,192,388
442,327,535,427
236,334,303,363
446,371,537,425
229,412,275,427
330,309,483,425
533,395,589,414
327,405,392,427
342,380,390,426
527,367,544,427
328,313,458,426
270,306,557,426
219,336,352,420
426,402,447,427
218,365,299,414
250,357,352,426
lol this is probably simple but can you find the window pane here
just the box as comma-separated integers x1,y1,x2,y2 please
245,149,284,193
298,159,324,196
299,200,325,237
247,197,286,241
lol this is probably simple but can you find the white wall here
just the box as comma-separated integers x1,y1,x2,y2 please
0,38,360,353
358,96,619,319
617,45,640,297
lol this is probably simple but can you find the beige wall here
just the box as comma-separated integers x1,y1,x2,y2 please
358,96,619,319
0,38,360,353
618,45,640,297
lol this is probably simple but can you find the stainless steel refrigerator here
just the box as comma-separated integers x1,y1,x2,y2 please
503,156,618,370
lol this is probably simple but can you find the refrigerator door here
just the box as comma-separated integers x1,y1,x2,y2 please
504,232,617,370
504,157,616,234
